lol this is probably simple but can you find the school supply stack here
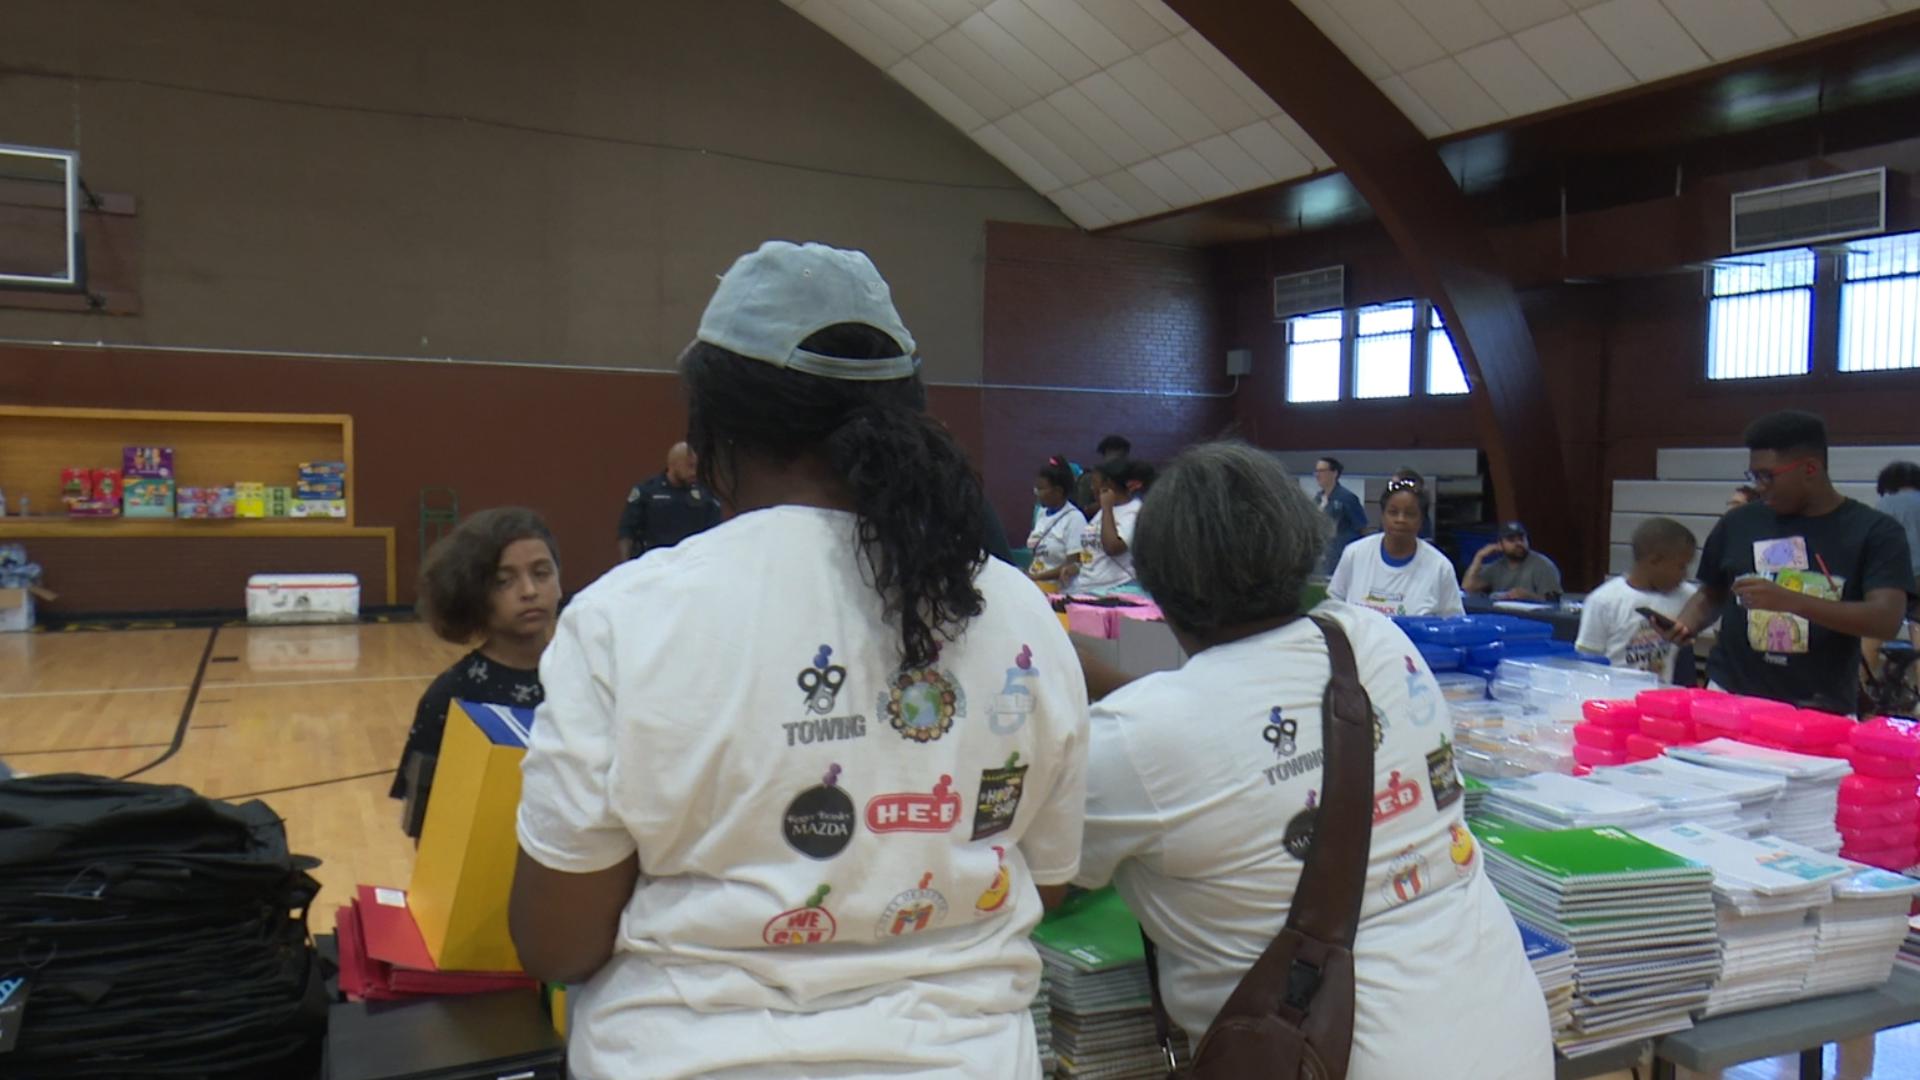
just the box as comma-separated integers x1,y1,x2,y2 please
1837,717,1920,871
1476,819,1718,1057
1801,867,1920,997
1515,917,1576,1036
1031,973,1057,1076
1479,772,1663,832
1579,761,1753,834
1032,888,1188,1079
1667,740,1849,854
1603,756,1787,837
0,774,326,1079
333,885,537,1002
1630,824,1849,1017
1898,916,1920,972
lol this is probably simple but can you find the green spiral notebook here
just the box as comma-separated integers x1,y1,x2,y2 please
1475,820,1711,891
1031,886,1145,973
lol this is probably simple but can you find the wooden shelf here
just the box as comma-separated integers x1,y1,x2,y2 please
0,517,373,538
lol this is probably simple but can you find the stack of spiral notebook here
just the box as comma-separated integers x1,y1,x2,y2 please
1803,867,1920,997
1476,819,1718,1057
1666,741,1848,853
1516,917,1576,1035
1032,888,1189,1079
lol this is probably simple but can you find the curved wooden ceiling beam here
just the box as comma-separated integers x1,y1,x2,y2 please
1166,0,1577,568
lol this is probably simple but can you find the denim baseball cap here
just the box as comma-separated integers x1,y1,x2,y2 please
695,241,919,381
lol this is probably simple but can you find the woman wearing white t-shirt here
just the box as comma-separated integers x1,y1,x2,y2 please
1065,460,1146,593
1328,474,1465,617
509,242,1089,1080
1027,456,1089,585
1074,442,1551,1079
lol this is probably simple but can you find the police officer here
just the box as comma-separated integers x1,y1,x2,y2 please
617,442,723,560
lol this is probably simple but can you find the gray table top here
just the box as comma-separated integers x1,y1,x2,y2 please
1656,968,1920,1070
1555,1038,1650,1079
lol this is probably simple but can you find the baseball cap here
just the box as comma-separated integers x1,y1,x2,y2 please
695,241,919,381
1499,521,1529,539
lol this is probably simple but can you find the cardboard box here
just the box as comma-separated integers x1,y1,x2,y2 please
176,486,236,519
289,499,347,518
234,482,266,519
123,477,175,518
409,701,535,973
296,481,346,499
91,469,123,505
298,460,347,477
123,446,174,479
60,467,90,498
265,485,294,517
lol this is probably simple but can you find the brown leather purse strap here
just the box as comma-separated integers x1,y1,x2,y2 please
1287,614,1375,947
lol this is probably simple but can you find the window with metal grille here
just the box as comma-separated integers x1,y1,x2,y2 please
1427,307,1469,395
1286,309,1343,403
1840,231,1920,373
1353,300,1414,399
1706,248,1815,380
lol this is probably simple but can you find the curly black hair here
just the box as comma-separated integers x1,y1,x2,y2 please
1037,456,1075,497
681,325,985,668
1878,461,1920,496
417,507,558,644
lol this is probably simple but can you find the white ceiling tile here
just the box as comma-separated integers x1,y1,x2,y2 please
832,0,930,52
1023,0,1132,67
933,27,1040,108
1376,74,1453,136
923,0,986,23
973,122,1067,191
1580,0,1710,82
1455,37,1570,115
1049,184,1110,229
1194,133,1274,191
1136,0,1190,34
994,110,1093,185
911,38,1019,120
1478,0,1574,32
1331,0,1447,72
1566,0,1606,6
794,0,905,67
1265,112,1334,170
1159,148,1234,201
1067,177,1133,223
1048,84,1156,165
1886,0,1920,11
1127,157,1202,206
1108,56,1221,142
869,0,956,38
1765,0,1892,36
1292,0,1395,80
959,11,1068,97
1180,32,1284,118
1096,168,1174,216
1662,0,1791,60
1018,98,1122,175
983,0,1098,82
1229,120,1315,181
1141,37,1260,132
1401,58,1506,129
1078,71,1186,156
1515,13,1636,98
1400,0,1506,52
888,57,989,131
1076,0,1175,52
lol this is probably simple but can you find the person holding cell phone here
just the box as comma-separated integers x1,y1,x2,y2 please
1664,411,1914,712
1575,517,1698,682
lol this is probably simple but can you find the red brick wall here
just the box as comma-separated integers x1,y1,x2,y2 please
980,222,1235,541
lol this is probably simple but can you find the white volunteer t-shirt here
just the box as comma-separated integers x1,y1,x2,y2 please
1027,504,1089,578
1074,499,1141,592
1327,534,1466,617
1576,576,1699,682
518,506,1089,1080
1077,603,1551,1079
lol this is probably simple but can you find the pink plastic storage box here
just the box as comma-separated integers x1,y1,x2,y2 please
1841,773,1919,805
1575,723,1633,751
1582,700,1642,731
1852,717,1920,760
1839,822,1915,851
1751,708,1854,748
1574,743,1629,768
1639,715,1697,744
1846,746,1920,779
1839,845,1919,872
1624,734,1671,762
1636,689,1697,722
1836,800,1920,829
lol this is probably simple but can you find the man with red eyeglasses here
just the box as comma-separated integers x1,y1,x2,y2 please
1667,411,1914,712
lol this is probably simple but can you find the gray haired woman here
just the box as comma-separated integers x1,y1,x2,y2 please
1069,442,1551,1079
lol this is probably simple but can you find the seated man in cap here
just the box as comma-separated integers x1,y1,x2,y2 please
1463,521,1563,601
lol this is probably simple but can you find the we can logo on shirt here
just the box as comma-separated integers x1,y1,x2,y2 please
763,885,837,946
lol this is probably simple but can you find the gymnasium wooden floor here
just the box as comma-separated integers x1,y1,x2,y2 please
3,621,1918,1078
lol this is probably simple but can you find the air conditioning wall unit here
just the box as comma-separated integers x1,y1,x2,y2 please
1272,265,1345,321
1730,168,1886,253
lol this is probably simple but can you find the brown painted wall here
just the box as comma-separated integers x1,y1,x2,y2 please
0,0,1065,380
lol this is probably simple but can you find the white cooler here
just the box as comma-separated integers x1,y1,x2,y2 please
245,574,361,624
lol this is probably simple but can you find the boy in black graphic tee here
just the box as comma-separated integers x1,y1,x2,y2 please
1670,412,1913,713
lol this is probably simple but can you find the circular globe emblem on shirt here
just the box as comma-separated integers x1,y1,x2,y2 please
881,668,964,744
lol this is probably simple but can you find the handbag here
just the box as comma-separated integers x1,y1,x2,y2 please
1144,613,1376,1079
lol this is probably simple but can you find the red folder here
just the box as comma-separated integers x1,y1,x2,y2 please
343,885,535,998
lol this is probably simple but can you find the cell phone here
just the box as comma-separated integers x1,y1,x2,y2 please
1636,607,1677,633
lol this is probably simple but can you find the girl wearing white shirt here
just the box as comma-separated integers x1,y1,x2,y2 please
1328,475,1465,617
1027,456,1089,584
1066,460,1147,593
509,243,1089,1080
1075,442,1550,1079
